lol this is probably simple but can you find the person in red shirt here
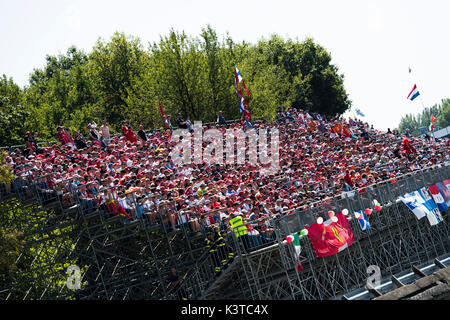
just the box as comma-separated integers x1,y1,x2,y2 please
343,169,354,188
121,121,138,144
402,137,417,155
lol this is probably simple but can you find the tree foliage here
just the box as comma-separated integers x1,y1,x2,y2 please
0,151,14,184
398,98,449,136
436,98,450,129
0,198,87,299
0,76,30,146
1,27,352,146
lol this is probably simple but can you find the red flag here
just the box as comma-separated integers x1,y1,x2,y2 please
242,79,251,97
305,211,354,258
430,115,436,123
158,99,165,117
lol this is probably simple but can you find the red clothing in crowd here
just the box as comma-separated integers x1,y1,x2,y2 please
402,138,417,155
122,125,138,144
344,170,354,187
243,109,251,121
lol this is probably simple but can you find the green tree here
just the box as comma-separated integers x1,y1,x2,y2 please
0,151,14,184
24,46,96,140
436,98,450,128
398,100,447,136
247,36,351,115
89,32,148,130
150,29,209,122
0,27,353,146
0,75,29,146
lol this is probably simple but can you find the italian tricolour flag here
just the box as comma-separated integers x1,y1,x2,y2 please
429,122,435,132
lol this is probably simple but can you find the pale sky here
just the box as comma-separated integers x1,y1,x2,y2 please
1,0,449,130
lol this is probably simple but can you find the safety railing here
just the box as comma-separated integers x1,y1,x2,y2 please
272,163,450,239
1,149,448,300
12,174,37,202
33,174,58,207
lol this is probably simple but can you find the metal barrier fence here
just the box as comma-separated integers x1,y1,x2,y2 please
273,163,450,238
264,163,450,300
1,162,449,300
167,163,450,300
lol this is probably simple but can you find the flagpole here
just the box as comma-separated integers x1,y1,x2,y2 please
409,67,435,139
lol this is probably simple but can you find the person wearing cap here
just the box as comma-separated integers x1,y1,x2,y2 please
87,123,100,142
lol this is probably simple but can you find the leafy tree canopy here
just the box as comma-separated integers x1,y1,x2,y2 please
1,27,351,147
398,98,450,136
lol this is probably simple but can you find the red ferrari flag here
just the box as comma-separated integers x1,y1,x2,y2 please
305,211,354,258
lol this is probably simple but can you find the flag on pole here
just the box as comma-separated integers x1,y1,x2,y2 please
234,67,250,113
430,115,437,123
354,210,371,230
158,99,165,117
234,68,245,112
428,184,449,212
355,108,365,117
438,181,450,206
418,187,443,225
407,84,420,101
429,122,435,132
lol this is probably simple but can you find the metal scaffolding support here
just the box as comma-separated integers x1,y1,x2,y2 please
0,164,449,300
270,164,450,300
1,174,209,300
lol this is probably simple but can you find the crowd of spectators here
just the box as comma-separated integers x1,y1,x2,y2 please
4,108,450,247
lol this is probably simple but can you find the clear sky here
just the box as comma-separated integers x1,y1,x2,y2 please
1,0,449,130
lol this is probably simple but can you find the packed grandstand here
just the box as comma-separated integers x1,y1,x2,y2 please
2,106,450,300
4,108,449,238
